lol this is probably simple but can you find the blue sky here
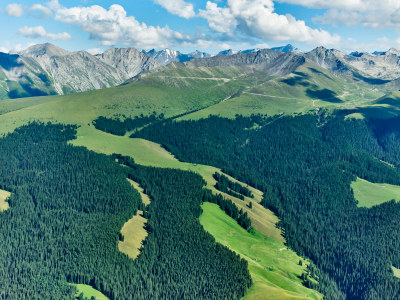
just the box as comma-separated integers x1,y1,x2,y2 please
1,0,400,54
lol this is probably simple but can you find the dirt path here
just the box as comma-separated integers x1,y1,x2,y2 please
154,76,231,82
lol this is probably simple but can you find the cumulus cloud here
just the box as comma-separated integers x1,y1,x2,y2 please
154,0,195,19
18,26,72,40
53,4,191,48
276,0,364,10
199,2,238,34
30,4,53,18
199,0,340,46
0,41,35,53
280,0,400,29
5,3,23,17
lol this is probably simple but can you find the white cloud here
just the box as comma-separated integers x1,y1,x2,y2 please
199,0,340,46
53,4,191,48
86,48,104,55
18,26,72,40
30,4,53,18
154,0,195,19
276,0,364,10
199,2,238,34
280,0,400,29
5,3,23,17
0,41,35,53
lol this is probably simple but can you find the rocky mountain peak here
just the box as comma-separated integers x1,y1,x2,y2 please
20,43,70,58
271,44,299,53
386,48,400,55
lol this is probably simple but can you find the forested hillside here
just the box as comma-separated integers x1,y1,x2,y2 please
0,123,251,299
134,113,400,299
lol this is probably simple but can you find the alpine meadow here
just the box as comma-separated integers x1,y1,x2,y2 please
4,1,400,299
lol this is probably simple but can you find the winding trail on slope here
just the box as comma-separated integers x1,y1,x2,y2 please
153,76,231,82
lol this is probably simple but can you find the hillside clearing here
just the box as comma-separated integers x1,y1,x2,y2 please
351,177,400,208
200,203,322,300
119,210,148,260
0,189,11,211
71,284,109,300
392,266,400,279
127,179,151,206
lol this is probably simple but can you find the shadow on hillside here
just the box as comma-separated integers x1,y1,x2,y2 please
353,73,390,85
0,53,23,71
306,88,343,103
309,67,331,79
281,76,311,87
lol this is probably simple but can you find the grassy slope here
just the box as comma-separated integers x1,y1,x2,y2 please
200,203,322,300
181,63,385,120
352,177,400,208
71,284,109,300
118,179,151,260
0,189,10,211
118,210,148,260
0,71,244,135
127,179,151,206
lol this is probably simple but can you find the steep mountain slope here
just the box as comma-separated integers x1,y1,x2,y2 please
96,48,159,78
345,49,400,80
22,45,127,95
173,49,306,77
0,43,161,100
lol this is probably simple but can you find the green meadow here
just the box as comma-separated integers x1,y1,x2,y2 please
71,284,109,300
352,177,400,208
200,203,322,300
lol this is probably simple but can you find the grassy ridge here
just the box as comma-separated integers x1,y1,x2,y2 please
181,63,385,120
200,203,322,300
0,73,242,135
352,177,400,208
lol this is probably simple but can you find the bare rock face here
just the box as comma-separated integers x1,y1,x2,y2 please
0,43,160,99
343,49,400,80
97,48,160,78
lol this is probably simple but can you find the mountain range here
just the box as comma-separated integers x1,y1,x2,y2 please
2,42,400,100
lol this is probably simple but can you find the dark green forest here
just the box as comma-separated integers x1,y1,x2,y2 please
133,113,400,299
92,112,164,136
0,122,251,299
213,172,254,200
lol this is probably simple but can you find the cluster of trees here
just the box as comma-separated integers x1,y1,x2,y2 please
202,189,252,231
134,113,400,299
92,112,164,136
0,122,251,299
213,172,253,200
